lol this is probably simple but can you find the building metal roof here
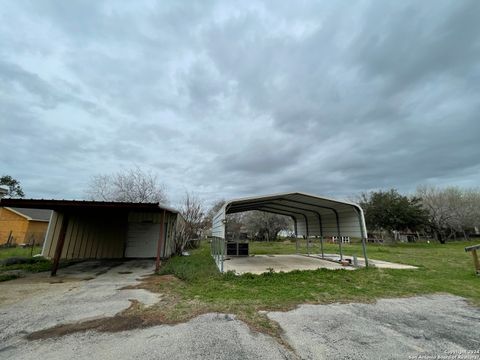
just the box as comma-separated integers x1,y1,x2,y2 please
6,207,52,221
213,192,367,239
0,198,179,214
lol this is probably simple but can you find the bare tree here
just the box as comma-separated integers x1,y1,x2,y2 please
417,185,480,242
173,192,206,254
226,212,247,240
204,202,292,241
204,199,226,231
180,192,206,240
243,211,291,241
86,167,168,204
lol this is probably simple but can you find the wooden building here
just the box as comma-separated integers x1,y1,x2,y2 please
0,207,51,246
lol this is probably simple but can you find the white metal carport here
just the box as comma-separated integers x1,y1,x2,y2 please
212,192,369,272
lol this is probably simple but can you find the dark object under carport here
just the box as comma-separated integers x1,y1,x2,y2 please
226,241,249,256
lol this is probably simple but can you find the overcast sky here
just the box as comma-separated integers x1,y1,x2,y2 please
1,0,479,207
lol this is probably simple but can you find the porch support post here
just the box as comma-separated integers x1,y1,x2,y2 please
155,210,166,272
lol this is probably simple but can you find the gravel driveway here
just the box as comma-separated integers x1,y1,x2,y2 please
269,295,480,360
0,261,479,360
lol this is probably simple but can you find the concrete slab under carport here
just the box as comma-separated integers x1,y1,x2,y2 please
222,254,418,274
317,254,418,269
222,254,355,274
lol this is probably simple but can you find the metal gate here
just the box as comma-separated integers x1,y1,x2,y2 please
210,236,225,272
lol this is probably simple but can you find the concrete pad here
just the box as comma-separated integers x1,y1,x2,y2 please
0,260,160,347
320,254,418,269
223,254,355,274
223,253,417,274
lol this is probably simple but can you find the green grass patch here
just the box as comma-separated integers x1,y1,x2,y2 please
0,245,43,259
2,259,52,273
0,273,21,282
0,246,51,281
156,240,479,317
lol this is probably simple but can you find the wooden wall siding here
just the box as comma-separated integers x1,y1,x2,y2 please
24,221,48,245
0,207,30,244
43,211,127,260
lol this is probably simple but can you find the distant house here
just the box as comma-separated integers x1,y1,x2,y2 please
0,186,7,198
0,207,52,246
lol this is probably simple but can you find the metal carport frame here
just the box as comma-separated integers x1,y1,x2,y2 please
212,192,369,271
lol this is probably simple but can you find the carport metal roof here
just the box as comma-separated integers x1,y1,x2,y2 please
213,192,367,239
211,192,369,271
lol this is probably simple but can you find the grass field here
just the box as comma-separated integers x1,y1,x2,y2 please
0,246,50,281
151,239,479,337
0,245,43,259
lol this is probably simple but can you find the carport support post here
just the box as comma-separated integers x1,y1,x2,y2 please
155,210,166,272
334,211,343,261
361,237,369,268
320,236,324,259
317,214,324,259
355,208,369,268
51,213,69,277
293,217,299,254
338,237,343,261
303,214,309,255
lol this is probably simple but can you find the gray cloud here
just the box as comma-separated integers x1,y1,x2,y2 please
0,0,479,207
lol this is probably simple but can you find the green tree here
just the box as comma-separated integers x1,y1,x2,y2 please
0,175,25,198
359,189,428,234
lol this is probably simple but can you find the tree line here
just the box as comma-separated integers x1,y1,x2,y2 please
3,169,479,252
359,186,480,243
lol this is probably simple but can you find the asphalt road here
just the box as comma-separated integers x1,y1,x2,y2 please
1,261,479,360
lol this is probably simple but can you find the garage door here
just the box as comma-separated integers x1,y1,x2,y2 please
125,222,160,258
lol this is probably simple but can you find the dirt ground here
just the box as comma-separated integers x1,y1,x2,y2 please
1,260,479,360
